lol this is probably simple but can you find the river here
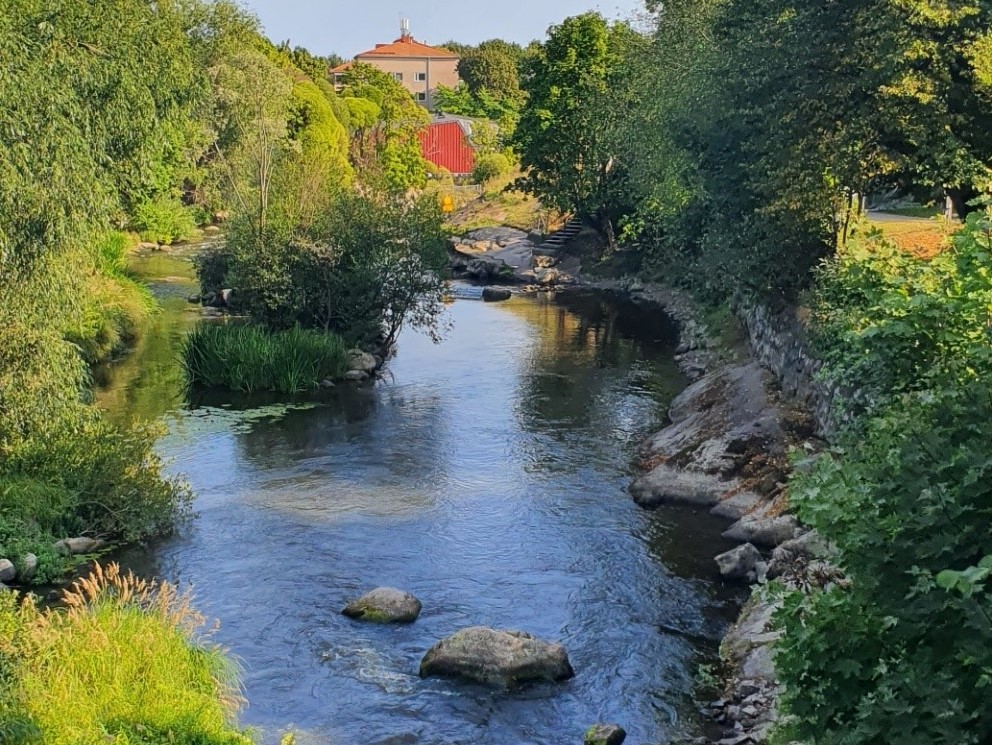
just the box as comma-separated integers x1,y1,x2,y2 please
96,245,740,745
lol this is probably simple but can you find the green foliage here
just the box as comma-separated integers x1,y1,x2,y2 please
810,210,992,419
772,208,992,744
339,63,430,190
513,13,642,245
0,565,251,745
182,324,347,393
776,386,992,745
473,152,512,187
213,191,449,347
132,196,199,245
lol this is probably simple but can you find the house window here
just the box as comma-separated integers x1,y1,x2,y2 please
392,72,404,82
416,92,427,102
415,72,427,82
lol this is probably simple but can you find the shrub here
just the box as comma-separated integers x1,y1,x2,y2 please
472,152,511,187
218,191,449,348
62,233,157,364
0,563,251,745
132,196,198,245
811,211,992,420
776,386,992,745
182,324,348,393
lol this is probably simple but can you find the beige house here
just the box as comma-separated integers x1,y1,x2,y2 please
331,21,460,109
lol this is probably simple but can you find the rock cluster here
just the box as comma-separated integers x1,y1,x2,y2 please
449,227,581,290
614,278,841,744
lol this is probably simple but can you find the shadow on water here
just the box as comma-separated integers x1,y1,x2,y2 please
101,279,742,745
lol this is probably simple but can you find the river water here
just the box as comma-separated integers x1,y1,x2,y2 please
97,247,739,745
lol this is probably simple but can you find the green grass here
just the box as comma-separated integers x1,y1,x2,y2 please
878,204,942,219
63,231,158,364
182,324,348,393
0,564,251,745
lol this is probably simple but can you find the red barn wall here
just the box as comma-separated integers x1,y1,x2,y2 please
419,121,475,175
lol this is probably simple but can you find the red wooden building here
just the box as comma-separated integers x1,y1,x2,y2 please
419,116,476,175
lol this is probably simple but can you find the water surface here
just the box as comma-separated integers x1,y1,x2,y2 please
101,252,738,745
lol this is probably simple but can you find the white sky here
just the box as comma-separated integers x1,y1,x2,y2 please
239,0,647,57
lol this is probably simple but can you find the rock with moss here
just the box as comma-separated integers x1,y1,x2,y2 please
342,587,422,623
583,723,626,745
420,626,574,688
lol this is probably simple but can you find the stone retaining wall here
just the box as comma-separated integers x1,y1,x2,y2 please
734,299,841,439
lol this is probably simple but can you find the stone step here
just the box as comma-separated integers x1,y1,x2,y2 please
532,247,561,257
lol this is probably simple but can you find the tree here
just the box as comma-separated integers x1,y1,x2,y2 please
339,63,430,191
513,13,643,246
457,39,525,104
211,49,293,239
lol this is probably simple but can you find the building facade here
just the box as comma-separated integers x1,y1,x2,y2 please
332,21,459,109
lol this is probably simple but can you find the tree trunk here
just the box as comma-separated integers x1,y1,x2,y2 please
946,186,979,219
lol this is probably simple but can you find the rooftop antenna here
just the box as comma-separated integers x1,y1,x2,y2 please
401,17,411,40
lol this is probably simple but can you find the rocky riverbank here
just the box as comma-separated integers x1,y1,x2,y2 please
493,237,830,744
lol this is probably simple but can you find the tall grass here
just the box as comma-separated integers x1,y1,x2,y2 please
0,563,251,745
182,324,348,393
63,231,158,364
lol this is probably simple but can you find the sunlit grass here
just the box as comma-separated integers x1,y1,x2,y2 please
0,563,251,745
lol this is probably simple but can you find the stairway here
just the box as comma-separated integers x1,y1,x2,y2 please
534,218,584,256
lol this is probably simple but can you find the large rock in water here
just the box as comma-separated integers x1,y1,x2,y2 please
630,464,730,507
342,587,422,623
347,349,377,374
420,627,574,688
481,287,511,302
54,537,104,555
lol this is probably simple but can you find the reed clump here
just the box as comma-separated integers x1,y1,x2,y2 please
182,324,347,393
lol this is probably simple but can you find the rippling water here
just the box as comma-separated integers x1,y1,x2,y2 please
100,251,739,745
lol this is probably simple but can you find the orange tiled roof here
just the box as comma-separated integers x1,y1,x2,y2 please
329,61,353,74
356,36,458,60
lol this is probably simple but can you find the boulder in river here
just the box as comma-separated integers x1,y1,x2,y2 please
584,723,627,745
19,553,38,583
630,464,730,508
715,543,764,582
420,626,574,688
723,515,803,548
342,587,422,623
343,370,369,382
347,349,378,374
481,287,511,302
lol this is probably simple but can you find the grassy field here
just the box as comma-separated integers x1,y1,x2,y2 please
868,211,958,258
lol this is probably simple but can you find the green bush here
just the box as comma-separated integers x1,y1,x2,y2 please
132,196,198,245
776,386,992,745
472,152,511,187
217,191,449,348
182,324,348,393
811,212,992,420
0,564,251,745
62,232,157,364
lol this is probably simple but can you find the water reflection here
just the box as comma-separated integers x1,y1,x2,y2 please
101,281,740,745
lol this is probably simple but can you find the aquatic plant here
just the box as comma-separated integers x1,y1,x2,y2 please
182,324,348,393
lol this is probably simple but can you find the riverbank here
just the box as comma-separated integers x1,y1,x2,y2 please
543,241,836,744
